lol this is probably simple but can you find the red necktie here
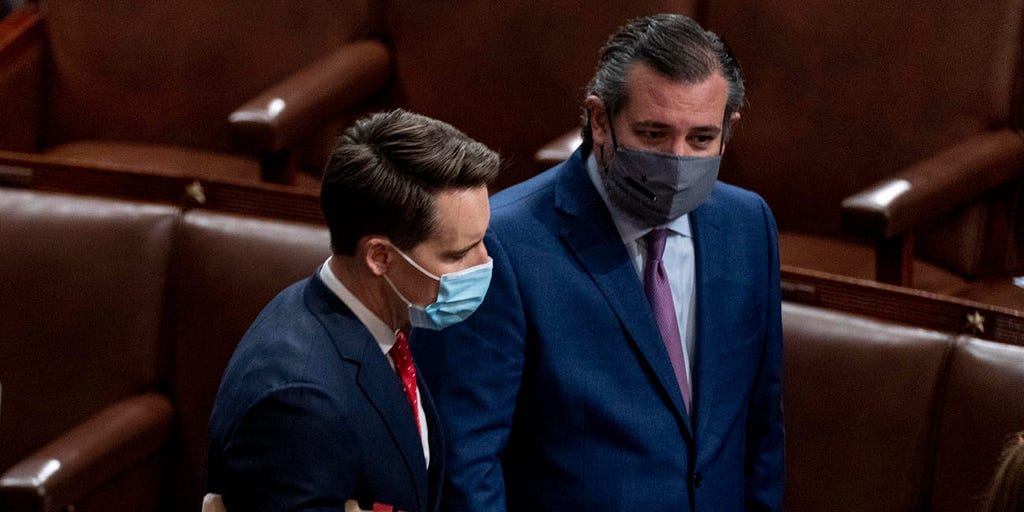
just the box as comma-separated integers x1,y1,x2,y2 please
644,228,692,414
390,331,421,436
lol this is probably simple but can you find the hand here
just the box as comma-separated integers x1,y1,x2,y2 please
344,500,371,512
201,493,226,512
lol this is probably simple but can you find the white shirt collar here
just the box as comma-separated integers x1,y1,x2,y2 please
585,153,692,246
318,257,397,354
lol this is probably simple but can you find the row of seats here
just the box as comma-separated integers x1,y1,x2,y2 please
0,0,1020,308
0,186,1022,511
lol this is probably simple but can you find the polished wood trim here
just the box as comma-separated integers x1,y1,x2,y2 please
0,150,324,224
782,265,1024,345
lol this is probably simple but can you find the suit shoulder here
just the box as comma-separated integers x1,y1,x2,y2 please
710,181,774,217
490,165,560,212
714,181,766,204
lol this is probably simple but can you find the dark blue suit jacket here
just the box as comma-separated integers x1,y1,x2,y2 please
207,274,444,512
414,150,783,511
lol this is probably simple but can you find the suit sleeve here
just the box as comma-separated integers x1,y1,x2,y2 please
220,384,358,511
744,197,785,511
413,230,527,512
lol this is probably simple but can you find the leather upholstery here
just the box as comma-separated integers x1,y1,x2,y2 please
930,337,1024,512
705,0,1024,282
2,187,1022,511
783,303,1024,512
381,0,699,190
533,1,1024,305
0,1,387,185
165,211,329,512
0,190,177,511
782,303,953,511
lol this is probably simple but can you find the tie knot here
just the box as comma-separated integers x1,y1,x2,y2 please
645,228,669,262
391,331,412,362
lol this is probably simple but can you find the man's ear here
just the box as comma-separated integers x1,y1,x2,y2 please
722,111,742,154
360,236,392,276
585,95,610,146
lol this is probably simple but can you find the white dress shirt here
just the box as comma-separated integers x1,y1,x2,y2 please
319,258,430,466
586,155,696,385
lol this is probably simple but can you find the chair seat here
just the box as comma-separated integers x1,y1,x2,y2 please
47,141,321,189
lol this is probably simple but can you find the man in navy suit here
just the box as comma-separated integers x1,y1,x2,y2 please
414,14,784,511
205,109,500,511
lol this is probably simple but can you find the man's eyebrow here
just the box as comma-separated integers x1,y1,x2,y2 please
690,125,723,134
629,121,723,135
630,120,672,130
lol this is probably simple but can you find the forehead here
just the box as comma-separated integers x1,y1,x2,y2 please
619,62,729,127
424,186,489,247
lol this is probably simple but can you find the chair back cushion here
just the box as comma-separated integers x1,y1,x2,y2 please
930,336,1024,512
782,302,954,511
40,0,376,152
166,210,329,511
0,189,176,471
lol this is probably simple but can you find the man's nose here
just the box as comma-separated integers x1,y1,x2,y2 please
670,139,694,157
470,243,490,266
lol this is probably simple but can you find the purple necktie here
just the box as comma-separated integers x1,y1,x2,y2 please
643,228,692,413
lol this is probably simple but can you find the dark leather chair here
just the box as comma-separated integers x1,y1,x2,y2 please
163,210,330,512
0,1,390,187
782,302,1024,512
0,190,178,511
704,0,1024,299
782,303,953,511
535,0,1024,309
930,336,1024,512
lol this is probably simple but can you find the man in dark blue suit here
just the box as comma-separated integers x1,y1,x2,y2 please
205,109,500,511
414,14,784,511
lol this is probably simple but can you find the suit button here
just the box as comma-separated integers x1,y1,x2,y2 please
693,472,703,489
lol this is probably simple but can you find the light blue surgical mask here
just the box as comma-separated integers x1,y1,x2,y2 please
383,246,493,330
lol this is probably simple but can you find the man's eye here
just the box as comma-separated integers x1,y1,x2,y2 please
638,130,665,140
692,135,715,146
446,252,469,262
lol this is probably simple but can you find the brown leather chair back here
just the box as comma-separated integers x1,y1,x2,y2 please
382,0,698,190
39,0,376,158
0,190,176,472
930,337,1024,512
165,210,330,511
703,0,1023,276
782,302,953,511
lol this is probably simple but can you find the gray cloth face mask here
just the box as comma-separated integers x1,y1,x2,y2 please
603,147,721,226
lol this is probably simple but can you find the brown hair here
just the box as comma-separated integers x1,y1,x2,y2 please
321,109,499,255
985,431,1024,512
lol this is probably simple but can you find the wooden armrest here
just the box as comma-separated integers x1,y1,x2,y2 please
0,393,174,511
840,129,1024,285
229,39,392,155
841,129,1024,240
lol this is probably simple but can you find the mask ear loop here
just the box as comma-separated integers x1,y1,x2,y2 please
605,104,620,151
720,108,728,156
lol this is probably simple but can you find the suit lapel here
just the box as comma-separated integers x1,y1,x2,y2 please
307,277,429,510
554,152,692,433
689,194,728,448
